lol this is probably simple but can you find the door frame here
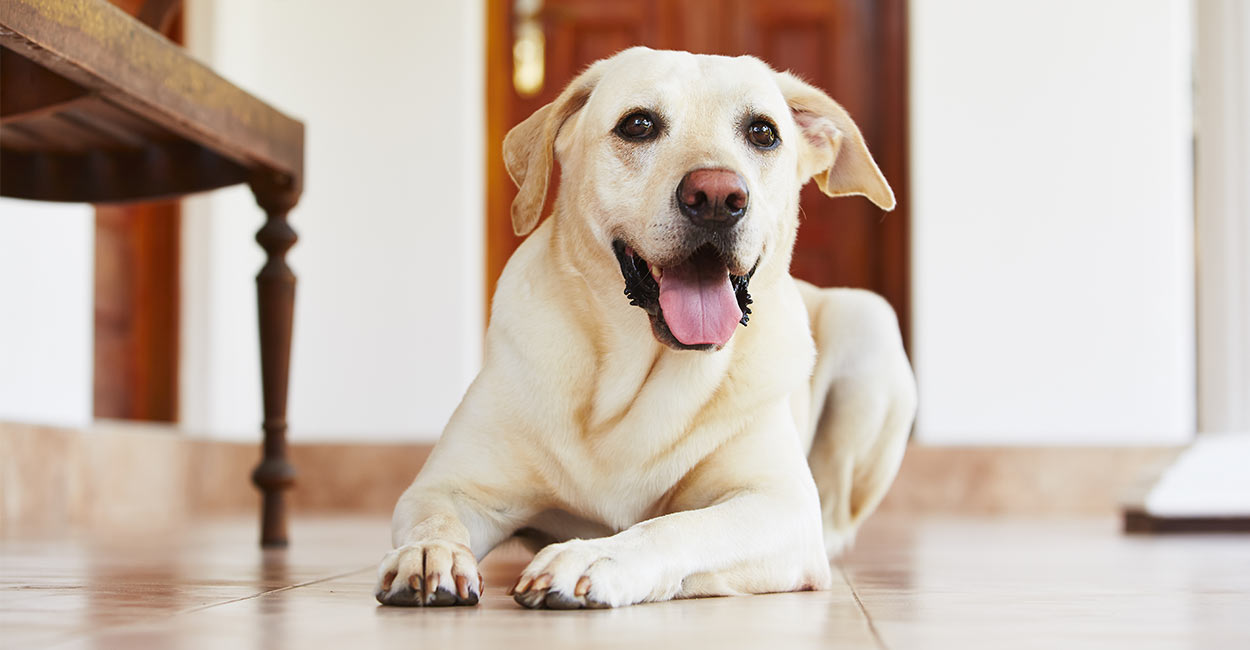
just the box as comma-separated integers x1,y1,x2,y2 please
1195,0,1250,433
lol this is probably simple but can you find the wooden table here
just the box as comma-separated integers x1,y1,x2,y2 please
0,0,303,547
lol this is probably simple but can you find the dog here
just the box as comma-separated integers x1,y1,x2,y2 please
376,47,916,609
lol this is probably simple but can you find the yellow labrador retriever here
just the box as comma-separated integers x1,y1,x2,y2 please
376,47,916,609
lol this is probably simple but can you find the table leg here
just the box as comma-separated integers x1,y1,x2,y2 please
250,172,300,548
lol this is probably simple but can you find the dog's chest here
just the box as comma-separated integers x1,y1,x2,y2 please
543,351,752,528
550,423,726,530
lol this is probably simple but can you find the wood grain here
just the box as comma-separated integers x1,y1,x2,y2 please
0,0,303,185
93,200,180,421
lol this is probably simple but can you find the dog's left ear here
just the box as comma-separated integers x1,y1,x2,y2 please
774,71,895,211
502,65,603,236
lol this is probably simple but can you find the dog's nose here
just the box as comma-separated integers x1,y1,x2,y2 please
676,168,748,229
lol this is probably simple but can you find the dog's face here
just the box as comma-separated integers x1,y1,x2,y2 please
504,48,894,351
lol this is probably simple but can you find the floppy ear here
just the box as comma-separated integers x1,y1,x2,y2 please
502,65,602,235
774,71,895,210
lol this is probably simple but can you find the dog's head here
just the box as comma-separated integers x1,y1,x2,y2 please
503,48,893,351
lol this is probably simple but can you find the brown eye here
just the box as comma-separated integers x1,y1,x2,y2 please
616,112,656,140
747,121,779,149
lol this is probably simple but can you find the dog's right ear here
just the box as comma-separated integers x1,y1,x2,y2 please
502,65,602,236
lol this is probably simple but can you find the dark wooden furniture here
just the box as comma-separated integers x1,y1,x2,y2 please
1124,509,1250,534
0,0,303,547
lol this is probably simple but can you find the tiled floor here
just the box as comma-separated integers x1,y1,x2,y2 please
2,515,1246,649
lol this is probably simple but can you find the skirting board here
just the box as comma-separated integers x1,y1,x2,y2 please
1,420,1182,534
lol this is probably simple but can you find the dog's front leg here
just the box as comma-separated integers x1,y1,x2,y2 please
512,411,832,609
377,474,533,607
376,369,550,607
375,489,483,606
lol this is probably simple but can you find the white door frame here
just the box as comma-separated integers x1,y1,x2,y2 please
1195,0,1250,433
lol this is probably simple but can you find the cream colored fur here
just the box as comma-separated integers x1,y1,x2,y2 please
376,48,916,609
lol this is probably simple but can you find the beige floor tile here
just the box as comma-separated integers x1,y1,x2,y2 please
842,516,1250,650
69,577,877,650
4,514,1247,649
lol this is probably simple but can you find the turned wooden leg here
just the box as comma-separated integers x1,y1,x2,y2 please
249,171,300,548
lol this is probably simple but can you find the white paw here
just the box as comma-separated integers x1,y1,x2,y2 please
509,539,661,609
375,540,482,607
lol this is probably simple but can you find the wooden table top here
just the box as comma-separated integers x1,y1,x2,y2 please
0,0,303,203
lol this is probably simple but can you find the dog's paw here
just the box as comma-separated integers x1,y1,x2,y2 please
375,540,482,607
510,539,658,609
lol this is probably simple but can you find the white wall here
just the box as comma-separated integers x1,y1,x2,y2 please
0,200,93,426
181,0,485,442
0,0,1198,447
910,0,1196,444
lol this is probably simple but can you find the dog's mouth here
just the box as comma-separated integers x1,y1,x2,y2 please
613,240,755,351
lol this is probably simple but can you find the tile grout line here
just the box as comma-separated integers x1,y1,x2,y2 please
839,564,889,650
177,565,373,615
43,566,376,649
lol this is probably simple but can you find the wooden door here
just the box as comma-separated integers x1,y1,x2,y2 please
94,200,180,421
486,0,909,343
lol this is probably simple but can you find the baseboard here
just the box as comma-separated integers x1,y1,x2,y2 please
1,420,1181,535
881,445,1179,516
0,420,430,535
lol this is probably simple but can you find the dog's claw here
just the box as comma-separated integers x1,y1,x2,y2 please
514,586,547,609
428,586,459,606
375,573,426,607
544,591,583,610
380,570,397,593
514,576,601,610
375,541,483,607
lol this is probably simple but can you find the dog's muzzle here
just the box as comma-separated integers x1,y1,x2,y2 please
613,240,755,351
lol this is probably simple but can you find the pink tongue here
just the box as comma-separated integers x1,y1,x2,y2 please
658,258,743,347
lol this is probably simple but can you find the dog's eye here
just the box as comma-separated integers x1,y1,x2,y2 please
746,121,779,149
616,112,656,140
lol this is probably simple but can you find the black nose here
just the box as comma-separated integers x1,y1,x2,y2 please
676,168,748,229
